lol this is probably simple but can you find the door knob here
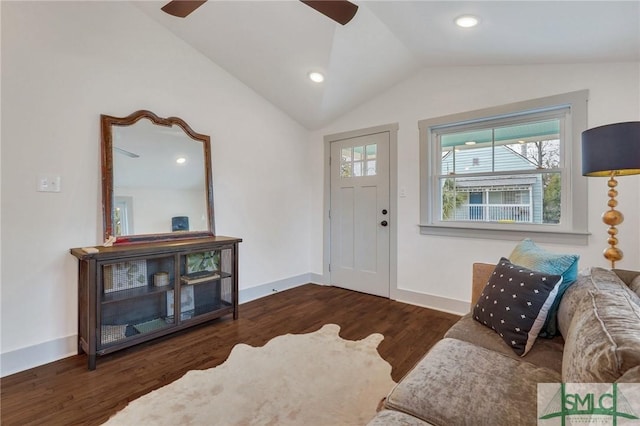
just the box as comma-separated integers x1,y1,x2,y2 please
381,220,388,227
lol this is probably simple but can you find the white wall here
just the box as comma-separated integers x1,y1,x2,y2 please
311,63,640,309
3,1,639,377
1,1,312,375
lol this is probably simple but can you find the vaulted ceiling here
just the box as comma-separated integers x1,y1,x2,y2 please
134,1,640,130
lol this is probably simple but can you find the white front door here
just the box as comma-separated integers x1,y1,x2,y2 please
330,131,390,297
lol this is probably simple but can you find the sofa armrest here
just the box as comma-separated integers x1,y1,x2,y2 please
612,268,640,287
471,263,495,311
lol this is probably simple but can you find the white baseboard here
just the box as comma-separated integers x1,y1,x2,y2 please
238,273,320,303
308,273,325,285
1,334,77,378
1,276,463,377
1,275,317,377
291,272,468,315
391,288,469,315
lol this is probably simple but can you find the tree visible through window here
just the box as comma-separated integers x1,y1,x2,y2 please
419,90,589,243
438,119,561,225
509,137,561,223
341,144,377,178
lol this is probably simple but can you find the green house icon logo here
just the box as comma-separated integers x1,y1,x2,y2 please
539,383,639,425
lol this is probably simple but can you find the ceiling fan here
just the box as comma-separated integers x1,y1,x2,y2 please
161,0,358,25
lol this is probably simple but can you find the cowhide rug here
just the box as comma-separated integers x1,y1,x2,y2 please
104,324,395,425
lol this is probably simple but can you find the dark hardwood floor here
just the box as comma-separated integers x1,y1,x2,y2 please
1,284,460,426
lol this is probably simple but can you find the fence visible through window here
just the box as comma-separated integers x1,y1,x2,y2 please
455,203,532,223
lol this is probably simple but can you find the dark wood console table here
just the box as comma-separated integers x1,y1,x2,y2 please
70,236,241,370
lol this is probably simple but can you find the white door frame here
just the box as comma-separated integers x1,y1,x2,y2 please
323,123,398,298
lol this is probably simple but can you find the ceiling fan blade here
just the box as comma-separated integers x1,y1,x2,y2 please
114,147,140,158
300,0,358,25
161,0,207,18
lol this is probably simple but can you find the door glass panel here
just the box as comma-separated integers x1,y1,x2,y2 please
341,147,352,161
366,160,376,176
353,161,363,177
354,146,364,160
366,144,377,159
341,147,353,177
340,143,378,178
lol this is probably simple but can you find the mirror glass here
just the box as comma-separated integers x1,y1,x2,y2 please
101,110,214,243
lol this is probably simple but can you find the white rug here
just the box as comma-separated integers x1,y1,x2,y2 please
104,324,395,425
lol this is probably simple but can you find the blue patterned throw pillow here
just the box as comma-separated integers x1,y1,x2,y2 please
473,258,563,356
509,238,579,337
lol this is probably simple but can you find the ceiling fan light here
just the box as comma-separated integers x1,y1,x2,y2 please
455,15,479,28
308,72,325,83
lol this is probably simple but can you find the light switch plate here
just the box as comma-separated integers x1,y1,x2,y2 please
37,175,61,192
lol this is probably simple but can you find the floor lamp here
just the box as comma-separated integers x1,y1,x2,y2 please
582,121,640,268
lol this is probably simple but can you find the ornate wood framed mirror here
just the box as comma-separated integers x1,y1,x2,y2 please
101,110,214,243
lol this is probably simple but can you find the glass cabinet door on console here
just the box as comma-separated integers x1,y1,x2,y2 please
99,255,176,347
178,246,235,321
71,236,241,370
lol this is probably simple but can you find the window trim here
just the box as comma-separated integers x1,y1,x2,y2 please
419,90,589,245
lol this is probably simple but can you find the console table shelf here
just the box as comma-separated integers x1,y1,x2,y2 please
70,236,241,370
101,284,173,304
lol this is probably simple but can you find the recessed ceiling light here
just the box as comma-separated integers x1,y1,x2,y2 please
176,157,187,164
455,15,479,28
465,141,477,145
308,72,325,83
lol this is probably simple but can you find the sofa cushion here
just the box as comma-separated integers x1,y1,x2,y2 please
367,410,434,426
632,275,640,299
384,338,560,426
563,290,640,383
473,258,562,356
509,238,579,337
616,366,640,383
613,268,640,286
557,267,640,338
612,269,640,301
445,314,564,373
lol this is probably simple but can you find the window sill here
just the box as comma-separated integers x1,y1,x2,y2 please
419,224,589,245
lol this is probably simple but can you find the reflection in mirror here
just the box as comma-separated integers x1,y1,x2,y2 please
112,120,208,235
114,196,134,235
101,111,214,243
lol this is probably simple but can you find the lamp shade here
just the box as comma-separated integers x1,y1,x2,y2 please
582,121,640,177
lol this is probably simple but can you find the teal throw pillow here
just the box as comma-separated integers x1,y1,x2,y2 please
509,238,579,337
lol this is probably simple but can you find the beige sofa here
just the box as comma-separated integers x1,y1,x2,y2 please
368,265,640,426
